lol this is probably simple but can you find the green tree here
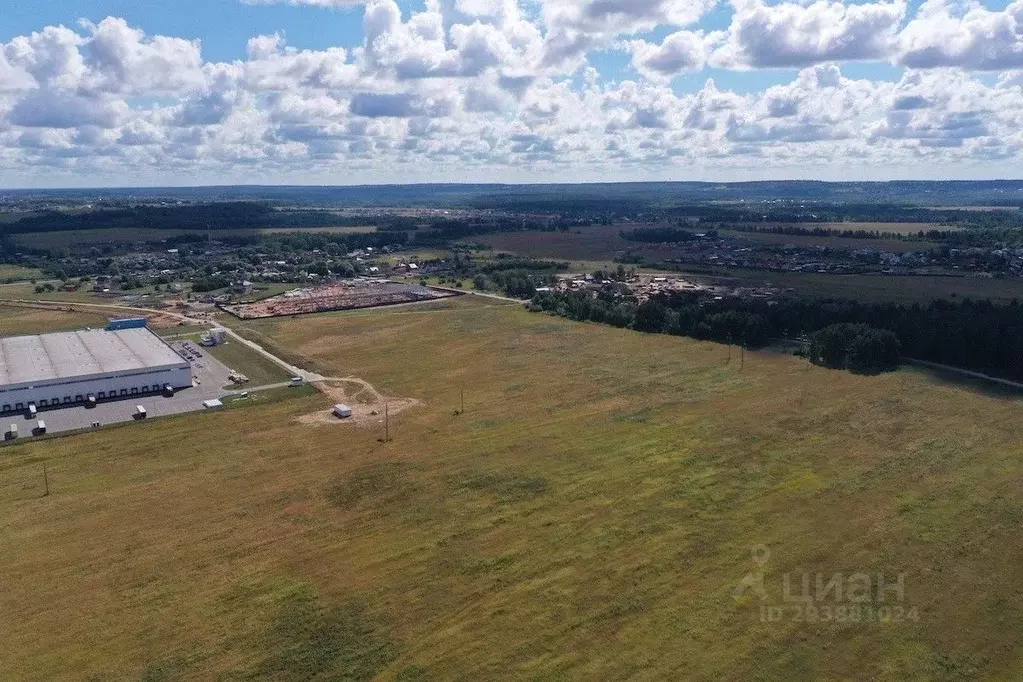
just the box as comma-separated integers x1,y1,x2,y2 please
845,328,901,375
634,300,668,333
809,323,861,369
809,323,901,374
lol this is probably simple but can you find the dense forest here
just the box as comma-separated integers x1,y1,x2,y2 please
723,224,946,241
8,195,1021,241
809,323,902,374
0,203,364,234
530,290,1023,381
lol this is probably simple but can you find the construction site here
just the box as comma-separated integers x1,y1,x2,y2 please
220,280,459,319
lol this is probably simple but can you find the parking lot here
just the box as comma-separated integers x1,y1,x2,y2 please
1,341,239,439
170,339,236,392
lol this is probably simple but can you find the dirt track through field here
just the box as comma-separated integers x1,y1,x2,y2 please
295,378,422,428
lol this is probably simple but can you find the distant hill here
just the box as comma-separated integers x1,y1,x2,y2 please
3,180,1023,209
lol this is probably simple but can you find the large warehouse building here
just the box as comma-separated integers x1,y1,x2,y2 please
0,327,192,414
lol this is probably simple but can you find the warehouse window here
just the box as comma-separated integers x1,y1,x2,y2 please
16,403,23,411
75,394,83,402
39,400,47,407
63,397,71,404
130,387,138,395
120,389,127,396
1,405,8,413
98,392,105,399
52,397,59,405
153,384,161,392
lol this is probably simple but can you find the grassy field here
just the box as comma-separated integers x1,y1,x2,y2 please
0,280,191,305
0,265,43,282
379,248,455,265
0,281,111,304
4,299,1023,678
0,304,109,336
480,224,936,265
10,228,181,248
720,229,936,253
258,225,378,235
480,225,634,262
698,270,1023,303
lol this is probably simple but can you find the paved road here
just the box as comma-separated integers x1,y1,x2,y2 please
423,285,527,305
222,330,328,382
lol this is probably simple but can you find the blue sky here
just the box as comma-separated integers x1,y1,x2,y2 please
0,0,1022,186
7,0,995,90
2,0,367,61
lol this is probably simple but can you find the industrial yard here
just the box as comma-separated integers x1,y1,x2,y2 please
220,280,459,319
0,326,245,439
0,321,192,416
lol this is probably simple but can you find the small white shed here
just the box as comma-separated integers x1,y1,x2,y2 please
333,404,353,419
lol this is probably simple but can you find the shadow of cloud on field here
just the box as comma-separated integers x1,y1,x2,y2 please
136,582,403,682
906,365,1023,402
253,586,399,682
325,461,420,511
449,469,549,503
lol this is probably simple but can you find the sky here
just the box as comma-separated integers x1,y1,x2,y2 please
1,0,1022,188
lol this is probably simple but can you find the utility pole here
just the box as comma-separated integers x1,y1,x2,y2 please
43,463,49,497
460,388,465,415
384,402,390,442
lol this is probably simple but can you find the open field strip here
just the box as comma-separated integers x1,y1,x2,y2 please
719,229,936,253
0,304,110,335
696,270,1023,303
0,265,43,282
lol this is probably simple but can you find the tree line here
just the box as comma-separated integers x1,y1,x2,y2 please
0,203,370,235
529,290,1023,381
471,258,566,298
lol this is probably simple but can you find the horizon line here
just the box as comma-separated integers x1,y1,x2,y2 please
6,178,1023,193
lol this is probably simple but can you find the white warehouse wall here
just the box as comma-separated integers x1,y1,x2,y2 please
0,365,192,413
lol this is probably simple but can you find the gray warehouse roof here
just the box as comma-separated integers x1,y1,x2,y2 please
0,328,186,386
